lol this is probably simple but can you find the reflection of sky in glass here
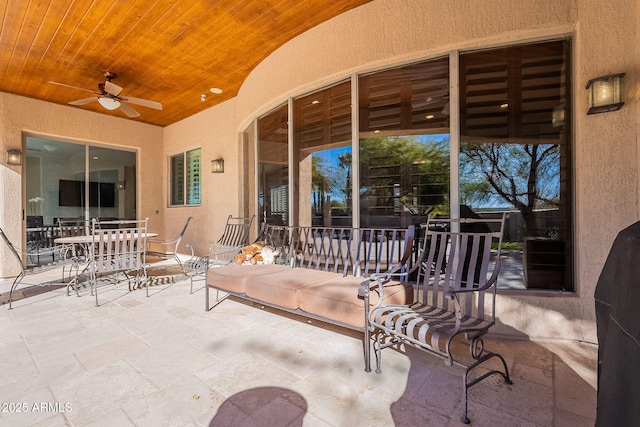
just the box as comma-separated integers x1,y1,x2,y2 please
311,146,352,204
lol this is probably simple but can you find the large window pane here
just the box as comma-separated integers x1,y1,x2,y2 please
359,57,450,228
459,39,572,291
258,104,289,226
89,146,136,219
294,81,352,227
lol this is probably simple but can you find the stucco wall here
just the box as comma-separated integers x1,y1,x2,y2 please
164,0,639,342
0,93,164,277
162,100,243,256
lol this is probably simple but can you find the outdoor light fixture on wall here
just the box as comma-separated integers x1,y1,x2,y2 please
586,73,625,115
6,149,22,166
211,158,224,173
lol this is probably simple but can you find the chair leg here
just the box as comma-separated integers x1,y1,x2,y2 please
363,327,371,373
461,343,512,424
374,333,384,374
8,273,25,309
205,281,210,311
92,271,99,307
144,267,149,297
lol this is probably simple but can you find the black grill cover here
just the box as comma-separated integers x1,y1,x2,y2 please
594,221,640,426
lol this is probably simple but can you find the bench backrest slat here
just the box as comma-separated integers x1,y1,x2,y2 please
260,224,414,279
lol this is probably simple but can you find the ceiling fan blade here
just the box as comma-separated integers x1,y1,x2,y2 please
68,97,98,106
120,96,163,110
48,81,100,95
118,101,141,118
104,80,123,96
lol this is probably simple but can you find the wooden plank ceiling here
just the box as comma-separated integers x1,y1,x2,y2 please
0,0,371,127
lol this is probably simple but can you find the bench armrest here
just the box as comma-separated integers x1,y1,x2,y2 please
207,243,241,265
184,253,209,275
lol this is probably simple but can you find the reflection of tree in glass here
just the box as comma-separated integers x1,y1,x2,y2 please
311,152,352,213
360,136,450,216
460,142,560,235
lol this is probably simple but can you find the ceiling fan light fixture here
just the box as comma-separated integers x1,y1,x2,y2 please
98,97,121,110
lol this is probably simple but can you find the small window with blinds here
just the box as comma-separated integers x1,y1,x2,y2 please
170,148,201,206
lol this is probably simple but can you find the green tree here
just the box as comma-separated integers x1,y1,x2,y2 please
360,135,450,216
460,141,560,235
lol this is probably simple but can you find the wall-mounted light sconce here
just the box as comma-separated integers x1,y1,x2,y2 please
6,149,22,166
586,73,625,115
211,158,224,173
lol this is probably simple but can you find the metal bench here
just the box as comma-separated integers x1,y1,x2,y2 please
205,223,415,352
359,213,511,424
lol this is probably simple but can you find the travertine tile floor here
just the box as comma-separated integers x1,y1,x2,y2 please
0,266,597,426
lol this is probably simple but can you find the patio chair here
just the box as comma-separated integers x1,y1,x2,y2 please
146,216,193,267
183,215,254,293
209,215,254,263
88,218,150,306
1,226,74,309
57,218,92,283
363,213,510,424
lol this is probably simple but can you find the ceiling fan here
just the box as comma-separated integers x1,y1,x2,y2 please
48,72,162,118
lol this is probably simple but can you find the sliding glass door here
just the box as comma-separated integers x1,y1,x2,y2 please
25,137,137,265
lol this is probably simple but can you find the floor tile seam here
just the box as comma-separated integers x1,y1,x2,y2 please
170,330,225,358
466,397,548,426
469,380,552,425
246,349,307,383
117,357,164,398
21,332,50,377
45,383,76,426
121,355,212,406
298,379,405,427
116,321,158,348
197,352,306,399
551,351,560,426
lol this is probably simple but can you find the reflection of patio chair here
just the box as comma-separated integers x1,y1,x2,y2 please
1,227,73,309
146,217,193,267
183,215,254,294
89,218,149,307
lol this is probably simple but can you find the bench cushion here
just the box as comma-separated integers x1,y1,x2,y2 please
207,264,289,294
298,278,414,329
245,268,340,309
